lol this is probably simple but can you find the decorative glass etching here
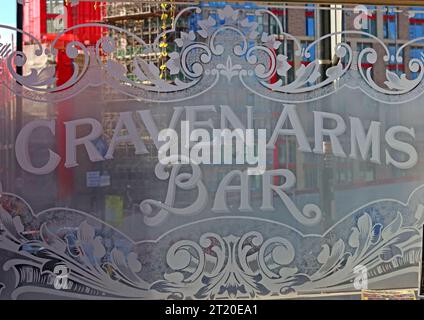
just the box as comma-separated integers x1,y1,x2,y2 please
0,1,424,299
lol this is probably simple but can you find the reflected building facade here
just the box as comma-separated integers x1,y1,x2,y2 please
11,1,424,227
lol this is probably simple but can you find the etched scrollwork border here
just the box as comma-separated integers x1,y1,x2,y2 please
1,5,424,104
0,181,423,299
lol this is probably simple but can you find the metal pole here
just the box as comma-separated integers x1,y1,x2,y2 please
16,1,23,136
15,0,23,194
319,5,335,230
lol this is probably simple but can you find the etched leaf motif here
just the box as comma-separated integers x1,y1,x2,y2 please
385,70,402,89
316,240,345,276
78,221,95,243
111,248,127,272
348,227,360,248
295,61,320,86
317,244,330,264
276,54,291,77
35,66,57,86
106,60,127,80
261,33,281,50
175,31,196,48
0,204,21,239
167,52,181,75
325,62,343,79
127,252,142,273
92,236,106,258
382,212,402,240
40,223,67,253
240,18,259,39
218,5,238,21
197,16,216,38
384,70,411,90
133,59,161,81
357,213,372,236
414,204,424,226
348,213,372,249
175,38,183,48
12,216,24,234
